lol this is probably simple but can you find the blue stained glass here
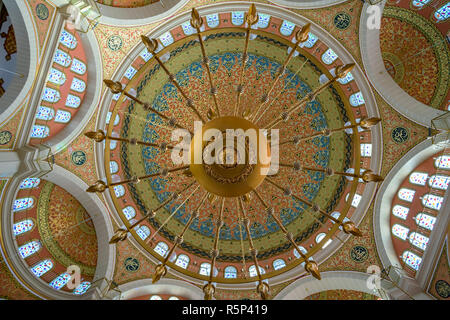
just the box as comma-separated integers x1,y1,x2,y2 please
150,295,162,300
337,71,354,84
273,259,286,270
113,185,125,197
124,66,137,80
13,219,34,236
392,205,409,220
408,232,429,251
48,68,66,85
70,78,86,93
409,172,428,186
110,161,119,174
350,92,365,106
65,94,81,108
415,213,436,231
175,254,190,269
159,31,174,46
53,49,71,67
73,281,91,295
428,175,449,190
422,194,443,210
136,225,150,240
361,144,372,157
402,251,422,271
412,0,430,8
36,106,55,121
322,48,338,65
42,87,60,103
231,12,245,26
206,14,220,28
70,58,86,75
181,21,196,35
31,125,50,138
54,110,71,123
123,206,136,220
392,224,409,240
18,178,40,191
302,33,318,48
154,242,168,257
60,30,77,49
224,266,237,278
110,140,117,150
398,188,415,202
345,193,362,207
435,155,450,169
49,273,71,290
140,48,152,62
18,240,41,258
30,259,53,277
280,20,295,36
199,262,212,276
248,265,265,277
435,2,450,21
257,13,270,29
13,198,34,212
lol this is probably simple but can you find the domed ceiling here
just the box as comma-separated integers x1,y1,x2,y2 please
96,0,160,8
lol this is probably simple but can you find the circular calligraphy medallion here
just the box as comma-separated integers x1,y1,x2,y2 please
435,280,450,298
107,35,123,51
334,12,351,30
0,131,12,145
391,127,409,144
71,150,86,166
124,257,140,272
350,245,369,263
36,4,49,21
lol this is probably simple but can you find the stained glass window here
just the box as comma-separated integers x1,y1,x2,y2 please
344,119,363,134
53,49,71,67
231,12,244,26
273,259,286,270
18,240,41,259
113,185,125,198
169,296,179,300
321,48,338,65
150,295,162,300
350,92,365,107
30,259,53,277
206,14,219,28
392,205,409,220
398,188,415,202
42,87,60,103
280,20,295,36
13,198,34,212
402,251,422,271
409,172,428,186
36,106,55,121
435,155,450,169
428,175,449,190
60,30,77,49
13,220,34,236
177,22,194,37
154,242,169,257
110,161,119,174
392,224,409,240
415,213,436,231
49,273,71,290
19,178,40,189
54,110,71,123
434,2,450,22
408,232,429,251
110,140,117,150
345,193,362,207
337,71,354,84
257,13,271,29
73,281,91,295
70,78,86,93
106,112,120,126
315,232,332,248
294,246,309,262
199,263,211,276
47,68,66,85
422,194,443,210
248,265,265,277
345,168,364,182
65,94,81,108
301,33,318,48
70,58,86,75
136,225,150,240
361,144,372,157
31,125,50,138
412,0,430,8
159,31,174,46
123,206,136,220
124,66,137,80
224,266,237,278
175,254,190,269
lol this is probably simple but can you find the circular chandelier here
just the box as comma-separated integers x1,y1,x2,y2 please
85,5,382,300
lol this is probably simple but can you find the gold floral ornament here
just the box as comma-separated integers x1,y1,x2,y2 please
362,170,384,183
152,264,167,284
104,79,123,94
84,130,106,142
342,221,363,237
305,261,321,280
109,228,128,244
359,117,381,130
256,281,270,300
203,283,216,300
86,180,107,193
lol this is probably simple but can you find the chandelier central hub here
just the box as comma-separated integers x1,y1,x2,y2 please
189,116,271,197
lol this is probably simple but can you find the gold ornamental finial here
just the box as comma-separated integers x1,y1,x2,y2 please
336,63,355,79
245,4,259,26
86,180,108,193
84,129,106,143
296,23,311,43
341,221,363,237
362,170,384,183
359,117,381,130
104,79,123,94
305,260,321,280
109,228,129,244
203,283,215,300
190,8,203,29
207,108,216,120
141,35,159,53
152,264,167,283
256,282,270,300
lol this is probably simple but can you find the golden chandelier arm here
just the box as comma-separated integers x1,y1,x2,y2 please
140,36,206,123
252,188,321,280
152,192,209,284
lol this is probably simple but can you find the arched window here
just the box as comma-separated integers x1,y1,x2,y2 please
54,110,72,123
248,265,265,277
402,251,422,271
199,262,211,276
412,0,430,8
159,31,174,46
140,48,152,62
361,144,372,157
434,2,449,22
337,71,354,84
302,33,318,48
30,259,53,277
408,232,429,251
47,68,66,85
409,172,428,186
150,295,162,300
125,66,137,80
422,194,443,210
53,49,71,67
70,78,86,93
60,30,77,49
19,178,40,189
36,106,55,121
434,155,450,169
49,273,71,290
273,259,286,270
122,206,136,220
345,193,362,207
415,213,436,231
13,198,34,212
106,112,120,126
70,58,86,75
168,296,179,300
344,119,363,134
154,242,169,257
280,20,295,36
349,92,365,107
18,240,41,258
231,12,244,26
224,266,237,278
315,232,332,248
113,185,125,198
398,188,415,202
73,282,91,295
428,175,449,190
392,205,409,220
110,161,119,174
392,224,409,240
65,94,81,108
345,168,364,182
136,225,150,240
110,140,117,150
42,87,60,103
257,13,271,29
206,14,219,28
181,21,195,35
31,125,50,138
175,254,190,269
321,48,338,65
13,219,34,236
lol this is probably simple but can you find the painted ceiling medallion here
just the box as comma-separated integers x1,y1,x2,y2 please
391,127,409,144
0,130,12,145
350,245,369,263
333,12,351,30
35,3,49,21
107,35,123,51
